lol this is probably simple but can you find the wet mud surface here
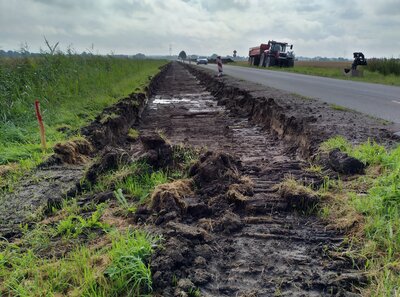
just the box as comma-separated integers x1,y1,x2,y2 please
0,166,84,238
134,62,389,296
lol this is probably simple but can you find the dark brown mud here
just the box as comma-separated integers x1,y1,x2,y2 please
131,62,396,296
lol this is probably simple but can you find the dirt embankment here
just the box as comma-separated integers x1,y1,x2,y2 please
184,64,398,158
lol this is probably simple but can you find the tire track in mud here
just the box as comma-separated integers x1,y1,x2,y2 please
139,62,363,296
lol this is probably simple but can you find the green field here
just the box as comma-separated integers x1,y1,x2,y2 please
0,55,166,165
233,59,400,86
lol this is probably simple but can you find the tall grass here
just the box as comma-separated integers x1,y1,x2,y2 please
0,55,166,164
367,58,400,76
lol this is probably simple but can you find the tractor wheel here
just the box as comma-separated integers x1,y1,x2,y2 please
259,53,266,67
266,56,275,67
288,59,294,67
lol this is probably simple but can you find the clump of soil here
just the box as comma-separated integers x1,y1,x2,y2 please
81,93,147,150
42,138,94,166
277,179,320,212
0,164,17,177
328,148,365,174
139,132,174,169
84,131,177,187
150,179,193,216
85,148,131,185
188,152,249,197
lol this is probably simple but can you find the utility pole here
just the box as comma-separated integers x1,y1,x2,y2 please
169,44,172,57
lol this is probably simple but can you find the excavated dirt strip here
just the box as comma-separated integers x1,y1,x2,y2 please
139,62,364,296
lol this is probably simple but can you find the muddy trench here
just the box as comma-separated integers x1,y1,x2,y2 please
2,61,394,295
136,62,366,296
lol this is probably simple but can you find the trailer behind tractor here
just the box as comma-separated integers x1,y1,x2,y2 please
249,40,294,67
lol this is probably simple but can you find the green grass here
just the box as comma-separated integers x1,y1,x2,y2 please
95,161,169,203
330,104,350,112
0,228,159,296
0,55,166,164
56,203,109,238
119,170,169,202
232,60,400,86
319,136,400,295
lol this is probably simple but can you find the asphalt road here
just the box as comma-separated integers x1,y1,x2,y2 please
199,63,400,124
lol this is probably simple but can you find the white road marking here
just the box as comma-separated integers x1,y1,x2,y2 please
392,100,400,104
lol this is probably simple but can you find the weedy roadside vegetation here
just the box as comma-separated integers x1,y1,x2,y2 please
0,54,166,166
316,136,400,296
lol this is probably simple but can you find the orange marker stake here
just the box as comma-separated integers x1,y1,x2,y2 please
35,100,47,151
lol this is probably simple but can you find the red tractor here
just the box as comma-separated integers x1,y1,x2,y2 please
249,40,294,67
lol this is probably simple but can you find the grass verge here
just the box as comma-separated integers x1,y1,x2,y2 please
231,60,400,86
317,136,400,296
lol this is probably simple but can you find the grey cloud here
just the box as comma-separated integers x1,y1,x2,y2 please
294,1,322,12
375,0,400,16
32,0,94,10
0,0,399,57
110,0,154,16
194,0,250,12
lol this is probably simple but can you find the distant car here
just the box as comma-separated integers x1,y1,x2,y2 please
196,58,208,65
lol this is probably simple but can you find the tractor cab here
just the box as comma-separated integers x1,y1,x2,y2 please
352,52,367,70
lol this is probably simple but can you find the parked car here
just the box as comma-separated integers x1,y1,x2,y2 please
196,58,208,65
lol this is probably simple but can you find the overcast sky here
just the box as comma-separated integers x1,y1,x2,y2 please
1,0,399,58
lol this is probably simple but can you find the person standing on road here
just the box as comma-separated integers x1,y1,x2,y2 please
216,56,223,77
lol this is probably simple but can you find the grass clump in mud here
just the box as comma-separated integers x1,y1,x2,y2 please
317,136,400,296
95,161,169,203
277,178,320,214
56,203,110,238
127,128,140,141
0,228,159,296
94,145,199,204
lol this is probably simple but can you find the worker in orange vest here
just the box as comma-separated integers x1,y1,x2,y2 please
216,56,223,77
